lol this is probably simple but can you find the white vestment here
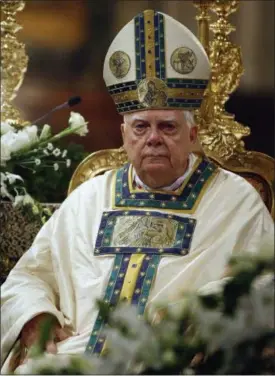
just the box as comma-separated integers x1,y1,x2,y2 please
1,159,273,373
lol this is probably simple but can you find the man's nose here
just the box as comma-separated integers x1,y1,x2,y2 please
146,128,163,146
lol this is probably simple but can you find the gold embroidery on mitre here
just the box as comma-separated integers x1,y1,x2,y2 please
111,87,205,104
144,10,156,78
171,47,197,74
137,77,168,107
109,51,131,79
112,90,137,104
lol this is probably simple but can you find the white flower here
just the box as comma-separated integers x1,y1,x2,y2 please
53,148,61,157
103,303,160,372
13,194,34,207
35,159,41,166
1,120,15,135
0,182,14,200
13,195,25,207
188,273,275,355
1,172,23,201
249,274,274,329
1,125,38,155
43,149,49,156
54,163,59,171
14,353,97,375
39,124,51,140
24,125,39,144
4,172,24,185
0,172,7,183
62,150,67,158
111,303,141,330
66,159,71,167
68,111,89,136
47,143,53,150
0,138,12,166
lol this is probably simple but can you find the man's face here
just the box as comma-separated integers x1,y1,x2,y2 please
121,109,197,188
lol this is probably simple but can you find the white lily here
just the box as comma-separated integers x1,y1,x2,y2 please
0,138,12,166
68,111,89,136
1,125,38,155
39,124,51,140
1,120,15,135
5,172,24,185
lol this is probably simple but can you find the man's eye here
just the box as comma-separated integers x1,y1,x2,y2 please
135,124,147,130
161,123,176,131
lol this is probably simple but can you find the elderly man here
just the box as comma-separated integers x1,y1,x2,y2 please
1,9,273,373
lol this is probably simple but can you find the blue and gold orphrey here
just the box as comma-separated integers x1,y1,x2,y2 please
85,156,217,356
107,10,209,113
85,211,196,356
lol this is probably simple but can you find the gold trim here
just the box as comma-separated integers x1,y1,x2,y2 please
144,10,156,78
112,88,205,104
119,254,145,301
119,105,201,114
113,168,218,214
112,90,137,104
167,87,204,99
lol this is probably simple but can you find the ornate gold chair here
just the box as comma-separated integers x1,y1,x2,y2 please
68,1,274,219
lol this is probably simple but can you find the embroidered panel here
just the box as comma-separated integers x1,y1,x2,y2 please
94,210,196,255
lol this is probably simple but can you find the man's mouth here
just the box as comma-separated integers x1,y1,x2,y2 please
143,154,168,158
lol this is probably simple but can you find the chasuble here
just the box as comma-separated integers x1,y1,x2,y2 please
1,156,273,372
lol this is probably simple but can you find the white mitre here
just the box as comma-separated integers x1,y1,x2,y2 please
103,9,210,114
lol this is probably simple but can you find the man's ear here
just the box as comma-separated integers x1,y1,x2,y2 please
190,126,198,144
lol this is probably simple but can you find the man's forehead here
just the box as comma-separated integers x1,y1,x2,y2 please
124,110,183,123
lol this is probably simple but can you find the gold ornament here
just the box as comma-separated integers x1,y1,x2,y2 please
109,51,131,79
193,0,214,55
137,77,167,108
170,47,197,75
1,0,28,124
195,0,251,164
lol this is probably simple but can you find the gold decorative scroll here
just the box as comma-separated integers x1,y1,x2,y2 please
193,0,214,55
194,0,251,164
1,0,28,124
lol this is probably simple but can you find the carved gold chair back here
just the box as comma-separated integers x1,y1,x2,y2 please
68,1,274,219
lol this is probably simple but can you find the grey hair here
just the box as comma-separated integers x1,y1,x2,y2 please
182,110,196,129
